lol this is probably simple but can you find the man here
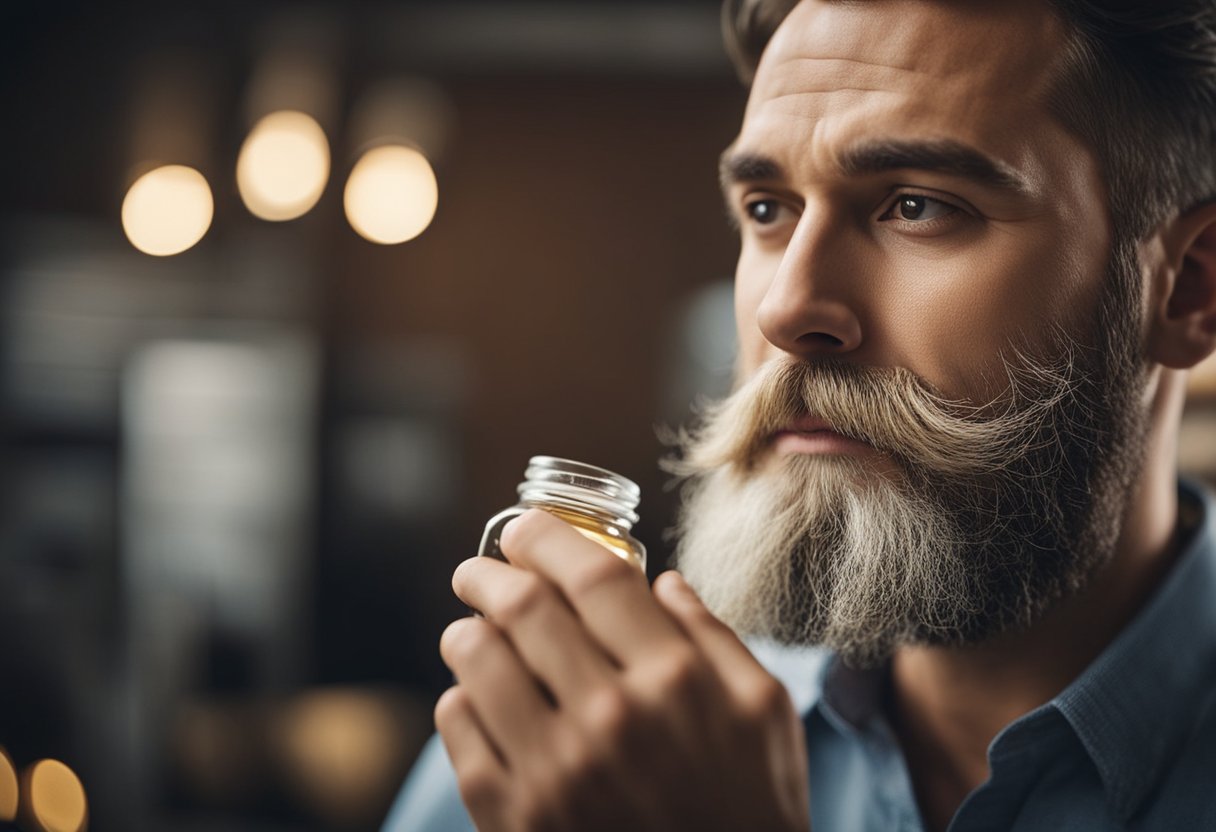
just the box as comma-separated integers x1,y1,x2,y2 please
385,0,1216,829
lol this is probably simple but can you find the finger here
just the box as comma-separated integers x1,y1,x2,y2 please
499,509,688,665
652,570,775,690
435,685,507,770
652,570,805,771
440,617,554,762
453,556,618,705
434,686,510,818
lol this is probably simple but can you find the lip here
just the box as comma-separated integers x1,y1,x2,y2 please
787,415,834,432
771,416,874,457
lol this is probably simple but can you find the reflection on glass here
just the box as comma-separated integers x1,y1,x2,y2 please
343,145,438,245
237,110,330,221
121,165,213,256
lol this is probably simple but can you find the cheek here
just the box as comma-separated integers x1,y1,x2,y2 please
874,230,1105,401
733,249,773,374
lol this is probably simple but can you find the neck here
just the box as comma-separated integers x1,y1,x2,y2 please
885,368,1188,831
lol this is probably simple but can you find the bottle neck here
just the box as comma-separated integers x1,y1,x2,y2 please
517,456,640,531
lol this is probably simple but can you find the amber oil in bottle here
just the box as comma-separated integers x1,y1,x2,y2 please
478,456,645,571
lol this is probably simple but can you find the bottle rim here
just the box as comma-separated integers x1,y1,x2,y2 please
518,456,640,526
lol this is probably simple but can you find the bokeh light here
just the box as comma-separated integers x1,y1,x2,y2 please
121,165,214,256
343,145,438,245
23,759,87,832
0,748,16,821
236,110,330,221
276,689,410,828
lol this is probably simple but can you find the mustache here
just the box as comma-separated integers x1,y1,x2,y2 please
668,354,1078,478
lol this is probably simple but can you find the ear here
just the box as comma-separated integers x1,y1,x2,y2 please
1146,201,1216,369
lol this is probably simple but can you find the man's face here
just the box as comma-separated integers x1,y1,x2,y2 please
672,0,1148,664
727,0,1110,404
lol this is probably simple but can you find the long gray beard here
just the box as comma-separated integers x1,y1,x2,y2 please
670,322,1146,668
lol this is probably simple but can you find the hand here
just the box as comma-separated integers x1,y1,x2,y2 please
435,508,811,832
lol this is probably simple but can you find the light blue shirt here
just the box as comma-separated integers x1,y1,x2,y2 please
384,481,1216,831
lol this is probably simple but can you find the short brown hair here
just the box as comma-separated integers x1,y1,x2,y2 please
721,0,1216,241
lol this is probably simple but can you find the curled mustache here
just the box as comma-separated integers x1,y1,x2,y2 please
669,353,1078,478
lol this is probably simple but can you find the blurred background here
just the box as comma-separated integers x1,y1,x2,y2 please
1,1,1214,830
0,1,743,829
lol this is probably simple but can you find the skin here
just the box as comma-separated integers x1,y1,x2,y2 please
437,1,1216,829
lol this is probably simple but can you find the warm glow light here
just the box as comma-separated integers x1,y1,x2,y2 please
25,759,87,832
276,689,413,828
0,748,16,821
343,145,438,244
237,110,330,221
121,165,213,256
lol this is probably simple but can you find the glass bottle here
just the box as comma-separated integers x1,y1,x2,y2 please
479,456,646,572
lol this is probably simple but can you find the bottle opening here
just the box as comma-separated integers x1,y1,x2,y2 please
518,456,641,527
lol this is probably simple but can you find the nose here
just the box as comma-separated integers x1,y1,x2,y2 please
755,211,863,358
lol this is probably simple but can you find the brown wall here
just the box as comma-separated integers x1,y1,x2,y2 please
334,75,746,569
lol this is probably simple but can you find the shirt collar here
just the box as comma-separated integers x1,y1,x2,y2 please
746,638,833,717
1052,479,1216,820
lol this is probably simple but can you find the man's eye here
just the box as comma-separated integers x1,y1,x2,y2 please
882,194,956,222
744,199,783,225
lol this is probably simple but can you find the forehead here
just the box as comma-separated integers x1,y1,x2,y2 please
741,0,1072,179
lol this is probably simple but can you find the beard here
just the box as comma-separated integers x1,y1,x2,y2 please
670,251,1149,667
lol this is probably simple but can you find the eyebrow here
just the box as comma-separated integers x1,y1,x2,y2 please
719,138,1034,198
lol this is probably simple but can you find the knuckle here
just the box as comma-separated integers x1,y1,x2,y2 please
739,676,792,722
651,650,704,698
567,553,636,600
455,762,502,813
495,573,555,626
582,687,633,744
432,686,467,730
500,508,550,556
439,618,494,665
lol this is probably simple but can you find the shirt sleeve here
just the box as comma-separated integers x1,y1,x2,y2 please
381,733,476,832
